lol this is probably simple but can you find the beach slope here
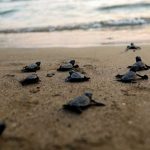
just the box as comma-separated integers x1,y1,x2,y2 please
0,46,150,150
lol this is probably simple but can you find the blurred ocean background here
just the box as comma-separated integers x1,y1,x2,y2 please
0,0,150,47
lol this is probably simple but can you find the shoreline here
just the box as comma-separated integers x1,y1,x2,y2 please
0,41,150,49
0,40,150,48
0,26,150,48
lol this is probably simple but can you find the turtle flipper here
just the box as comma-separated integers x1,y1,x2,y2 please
57,67,62,71
74,65,79,68
91,100,105,106
145,64,150,70
73,107,82,114
125,46,129,51
127,66,132,69
57,67,70,71
84,76,90,81
115,74,123,79
65,77,70,82
123,80,136,83
141,75,148,80
136,73,148,80
136,46,141,50
116,79,136,83
36,66,40,70
0,122,6,135
21,66,28,72
63,105,82,114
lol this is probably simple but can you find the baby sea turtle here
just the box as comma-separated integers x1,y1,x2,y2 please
57,60,79,71
126,43,141,51
0,121,6,135
116,67,148,83
127,56,150,71
21,62,41,72
65,70,90,82
63,92,105,114
20,74,40,86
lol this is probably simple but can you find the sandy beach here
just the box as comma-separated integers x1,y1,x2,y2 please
0,46,150,150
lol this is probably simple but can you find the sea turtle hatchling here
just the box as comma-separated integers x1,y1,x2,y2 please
20,74,40,86
21,62,41,72
57,60,79,71
125,43,141,52
116,67,148,83
127,56,150,71
63,92,105,114
65,70,90,82
0,121,6,135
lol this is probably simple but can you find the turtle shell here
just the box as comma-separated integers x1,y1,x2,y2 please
22,62,40,72
20,74,40,85
66,71,90,82
132,61,146,71
70,72,85,79
121,70,136,81
26,74,38,80
27,63,38,69
67,95,91,107
58,63,73,70
61,63,73,69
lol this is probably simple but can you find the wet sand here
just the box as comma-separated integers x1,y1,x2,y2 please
1,27,150,48
0,46,150,150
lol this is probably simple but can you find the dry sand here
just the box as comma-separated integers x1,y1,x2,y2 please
0,46,150,150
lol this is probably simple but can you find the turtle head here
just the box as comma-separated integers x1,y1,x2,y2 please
36,62,41,66
84,92,93,99
130,66,137,72
69,60,75,66
136,56,142,62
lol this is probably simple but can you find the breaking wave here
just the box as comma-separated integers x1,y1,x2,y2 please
97,2,150,11
0,17,150,33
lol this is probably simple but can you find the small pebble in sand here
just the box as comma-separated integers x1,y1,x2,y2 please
30,87,40,93
47,73,55,77
128,120,133,125
122,103,126,106
67,124,72,128
3,74,15,78
52,93,61,97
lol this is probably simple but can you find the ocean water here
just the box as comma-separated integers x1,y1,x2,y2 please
0,0,150,47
